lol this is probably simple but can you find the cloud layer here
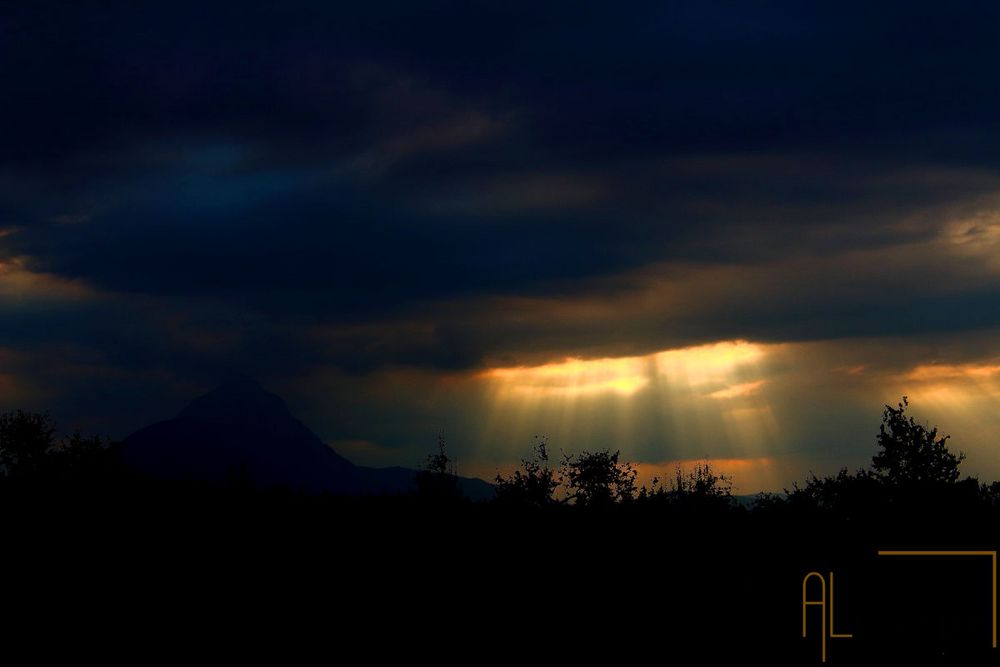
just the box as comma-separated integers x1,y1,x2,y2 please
2,1,999,488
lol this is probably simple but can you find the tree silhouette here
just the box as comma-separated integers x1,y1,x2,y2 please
671,461,733,497
783,467,880,516
637,461,735,512
494,436,559,507
415,433,461,501
671,461,734,510
781,397,972,515
46,430,113,481
0,410,58,478
871,396,964,487
560,449,636,507
0,410,112,483
981,480,1000,509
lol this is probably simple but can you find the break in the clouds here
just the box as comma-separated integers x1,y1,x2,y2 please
2,1,1000,489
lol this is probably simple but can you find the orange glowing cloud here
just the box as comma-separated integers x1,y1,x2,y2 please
482,355,650,397
480,340,773,399
653,340,767,387
904,362,1000,381
0,256,95,302
707,380,767,399
893,359,1000,408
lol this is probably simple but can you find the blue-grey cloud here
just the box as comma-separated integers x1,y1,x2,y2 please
2,0,1000,467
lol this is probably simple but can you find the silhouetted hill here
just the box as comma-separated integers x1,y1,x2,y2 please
119,376,493,499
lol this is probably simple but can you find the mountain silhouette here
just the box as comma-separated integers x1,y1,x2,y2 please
119,376,493,498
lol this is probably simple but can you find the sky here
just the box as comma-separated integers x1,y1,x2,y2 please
2,1,1000,492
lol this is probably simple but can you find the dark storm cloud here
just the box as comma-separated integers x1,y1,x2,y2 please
2,0,1000,413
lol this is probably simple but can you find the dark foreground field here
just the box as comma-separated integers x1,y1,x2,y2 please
2,396,998,665
3,484,997,666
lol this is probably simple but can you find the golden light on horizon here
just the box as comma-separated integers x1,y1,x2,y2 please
633,456,784,494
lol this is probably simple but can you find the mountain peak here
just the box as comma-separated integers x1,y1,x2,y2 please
177,376,289,423
121,377,495,498
218,372,265,392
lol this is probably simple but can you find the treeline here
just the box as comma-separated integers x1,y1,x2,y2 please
3,396,1000,517
0,410,118,488
418,396,1000,516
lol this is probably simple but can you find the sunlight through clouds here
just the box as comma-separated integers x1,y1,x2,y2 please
475,340,782,482
481,340,771,399
886,360,1000,458
653,340,766,388
481,355,651,397
708,380,767,399
272,334,1000,494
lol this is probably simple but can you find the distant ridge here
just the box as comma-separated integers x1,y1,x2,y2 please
119,376,494,499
